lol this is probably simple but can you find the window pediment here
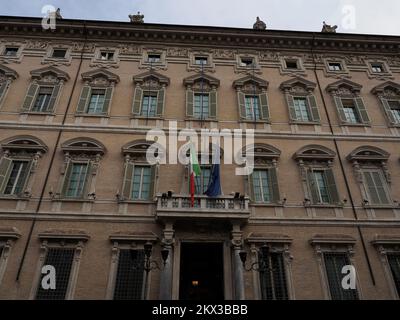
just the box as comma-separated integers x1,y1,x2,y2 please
279,77,316,93
0,227,21,240
183,74,220,89
347,146,390,162
38,229,90,242
133,71,170,88
81,68,120,86
1,135,48,154
371,235,400,247
233,75,268,93
30,66,69,83
61,138,106,155
326,79,362,95
371,81,400,97
310,234,356,246
293,145,336,161
243,143,281,161
246,232,292,244
109,231,158,243
122,140,164,161
0,64,18,81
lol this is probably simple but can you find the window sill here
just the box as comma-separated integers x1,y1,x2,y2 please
363,204,396,209
0,195,30,201
305,204,344,209
186,118,218,122
75,113,109,118
51,198,95,203
118,199,156,204
340,122,371,127
290,121,320,125
131,115,164,120
240,119,270,124
250,202,284,207
20,111,55,116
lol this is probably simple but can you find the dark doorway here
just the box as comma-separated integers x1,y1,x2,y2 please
179,242,224,300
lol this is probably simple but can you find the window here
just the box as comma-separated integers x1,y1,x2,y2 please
52,49,67,58
342,99,360,123
113,249,145,300
323,252,359,300
387,253,400,296
147,54,161,63
285,60,299,69
259,249,289,300
141,92,158,117
194,93,209,119
244,95,261,120
293,97,311,121
240,58,254,67
388,100,400,123
371,63,384,73
64,163,89,198
132,166,152,200
32,87,53,112
35,248,75,300
363,170,390,205
328,63,343,71
252,169,272,203
87,89,106,114
3,160,29,195
306,168,339,205
4,47,18,56
100,51,114,61
195,57,208,65
312,170,330,203
194,166,211,195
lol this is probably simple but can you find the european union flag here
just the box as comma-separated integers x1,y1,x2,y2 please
204,163,221,197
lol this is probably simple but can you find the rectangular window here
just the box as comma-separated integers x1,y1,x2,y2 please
3,160,29,195
363,170,390,205
313,170,330,203
342,99,360,123
252,169,272,203
87,89,105,114
52,49,67,58
194,166,211,195
240,58,254,67
293,97,311,121
371,63,384,73
141,92,158,117
147,54,161,63
259,249,289,300
245,95,261,120
4,47,18,56
323,252,359,300
388,100,400,123
32,87,53,112
131,166,151,200
387,253,400,296
285,59,299,69
195,57,208,65
193,93,209,119
65,163,88,198
328,62,343,71
100,51,114,61
36,248,75,300
113,249,145,300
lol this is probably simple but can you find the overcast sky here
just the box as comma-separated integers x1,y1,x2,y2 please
1,0,399,35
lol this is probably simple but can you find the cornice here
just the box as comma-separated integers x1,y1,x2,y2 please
0,16,399,54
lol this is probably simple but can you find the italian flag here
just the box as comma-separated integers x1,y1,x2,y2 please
189,142,201,207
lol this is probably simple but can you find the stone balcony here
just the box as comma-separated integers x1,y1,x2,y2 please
156,194,250,221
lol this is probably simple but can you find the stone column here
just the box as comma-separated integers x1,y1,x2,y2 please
231,223,245,300
159,222,175,300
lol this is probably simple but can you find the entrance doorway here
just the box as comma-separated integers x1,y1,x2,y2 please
179,242,224,300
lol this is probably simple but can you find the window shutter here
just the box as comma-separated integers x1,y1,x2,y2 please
380,98,397,125
306,169,319,204
286,94,297,121
21,83,39,112
81,162,91,199
61,160,73,197
372,171,390,204
0,157,12,193
248,174,255,201
209,90,217,119
102,87,113,114
156,88,165,117
149,166,156,200
307,95,320,122
237,92,246,119
186,89,194,117
268,167,280,203
0,81,8,105
363,171,380,204
259,93,270,121
325,169,340,204
354,97,370,123
76,86,91,113
122,162,134,200
333,96,347,123
132,87,143,116
17,160,33,196
46,84,61,112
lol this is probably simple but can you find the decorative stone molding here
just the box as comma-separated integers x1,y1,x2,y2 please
61,137,106,156
366,59,393,80
183,73,220,89
242,143,281,161
122,140,164,162
133,70,170,88
0,64,18,80
90,47,120,69
0,42,25,64
81,68,120,86
293,145,336,162
310,234,357,246
42,44,72,66
326,79,362,95
140,48,167,70
279,55,306,77
38,229,90,242
246,232,292,245
371,81,400,96
347,146,390,163
187,50,215,73
30,66,70,84
109,231,158,243
233,75,268,93
234,53,261,74
0,227,21,287
323,57,351,79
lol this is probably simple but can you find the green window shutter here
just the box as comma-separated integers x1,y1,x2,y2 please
363,171,380,204
209,90,217,119
122,162,134,200
238,92,246,119
132,87,143,116
248,174,255,201
17,160,33,196
372,171,390,204
307,169,319,204
148,166,156,200
0,157,12,193
76,86,91,113
307,95,320,122
61,161,73,197
286,94,297,121
81,162,91,199
156,88,165,117
333,96,347,123
325,169,340,204
268,167,280,203
22,83,39,112
380,98,396,125
186,89,194,117
46,84,61,112
0,81,8,105
102,87,113,114
259,93,270,121
354,97,370,123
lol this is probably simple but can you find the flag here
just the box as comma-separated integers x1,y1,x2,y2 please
189,142,201,207
205,146,221,197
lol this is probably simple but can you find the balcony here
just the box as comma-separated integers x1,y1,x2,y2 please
156,194,250,221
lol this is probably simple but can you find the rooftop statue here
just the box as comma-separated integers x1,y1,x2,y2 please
321,21,338,33
129,11,144,24
253,17,266,30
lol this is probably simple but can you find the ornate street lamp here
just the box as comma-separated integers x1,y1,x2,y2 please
239,245,273,272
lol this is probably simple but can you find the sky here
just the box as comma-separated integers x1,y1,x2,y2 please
0,0,399,36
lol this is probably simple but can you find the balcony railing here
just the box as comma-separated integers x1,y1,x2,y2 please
156,194,250,220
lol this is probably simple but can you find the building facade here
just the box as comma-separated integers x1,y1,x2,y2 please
0,14,399,300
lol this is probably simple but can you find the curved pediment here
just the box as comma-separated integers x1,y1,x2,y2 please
30,66,70,82
293,145,336,161
61,137,106,155
81,68,120,83
347,146,390,162
183,73,220,87
233,75,268,90
1,135,48,153
326,79,362,94
243,143,281,159
133,71,170,86
371,81,400,96
122,139,165,157
0,64,18,80
280,77,316,92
